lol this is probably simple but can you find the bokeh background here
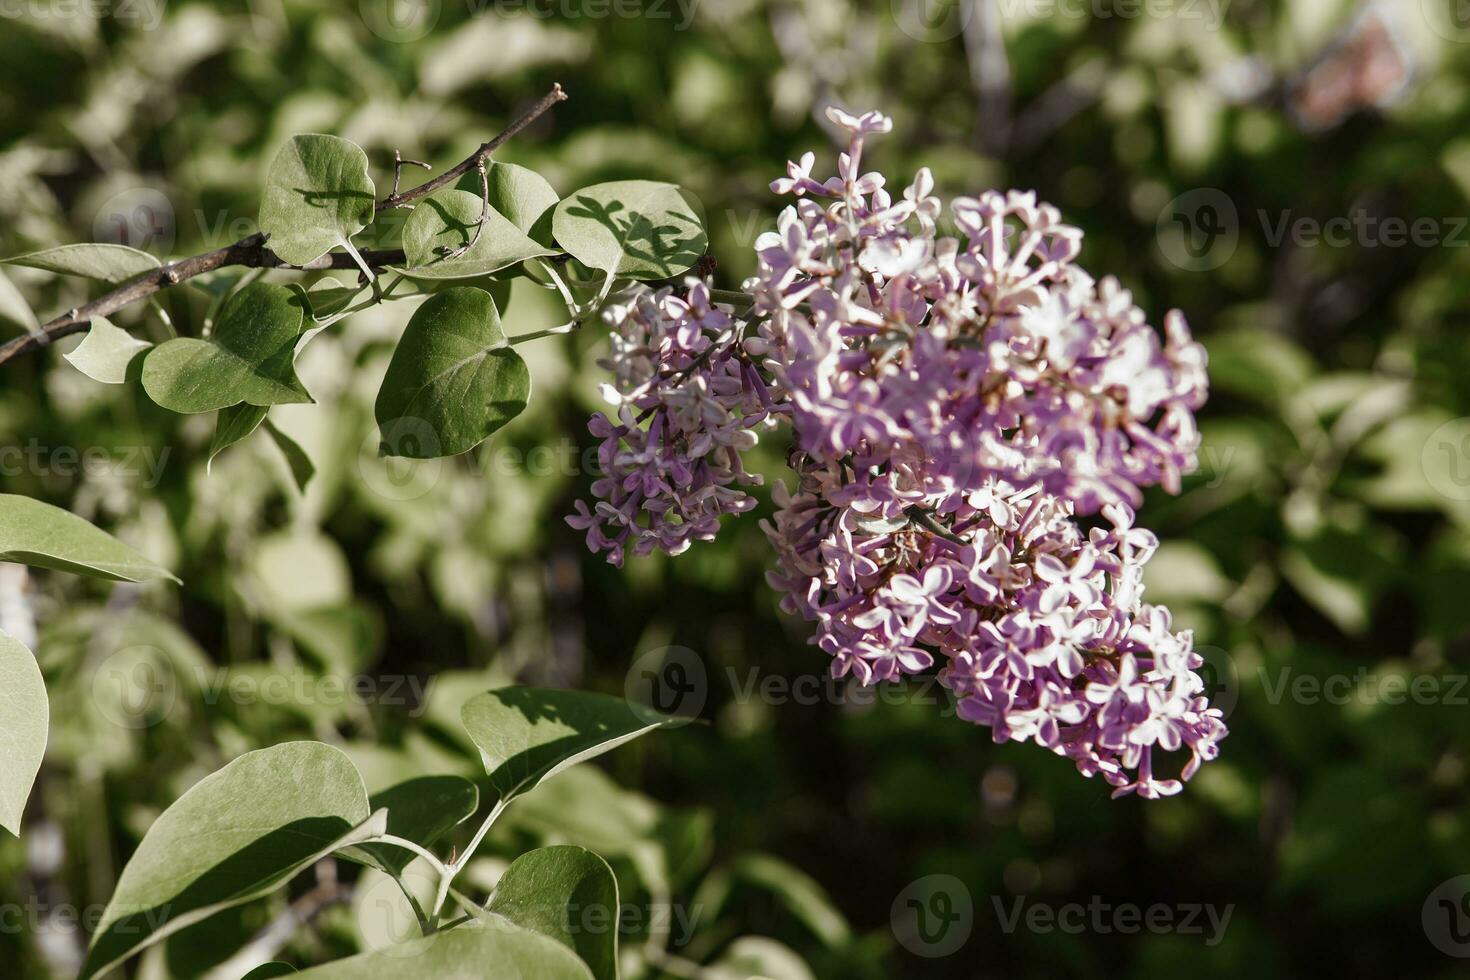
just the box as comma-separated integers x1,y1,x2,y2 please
4,0,1470,977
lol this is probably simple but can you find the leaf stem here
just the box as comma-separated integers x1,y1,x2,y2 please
429,795,509,927
507,322,578,345
355,834,449,876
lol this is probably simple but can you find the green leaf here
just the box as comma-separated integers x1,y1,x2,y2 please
258,134,377,266
62,316,152,384
142,282,311,413
241,964,297,979
475,162,559,243
0,631,46,837
460,687,676,804
342,775,478,877
0,494,177,583
551,181,705,279
208,403,270,468
374,287,530,458
488,163,555,240
291,918,593,980
399,188,555,281
487,845,619,980
265,420,316,493
80,742,380,980
3,243,161,282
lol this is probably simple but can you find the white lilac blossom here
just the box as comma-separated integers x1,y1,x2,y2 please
569,107,1226,798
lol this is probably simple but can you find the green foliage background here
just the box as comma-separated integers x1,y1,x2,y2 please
2,0,1470,977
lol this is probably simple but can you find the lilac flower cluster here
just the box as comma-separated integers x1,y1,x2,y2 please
567,282,772,567
569,107,1226,797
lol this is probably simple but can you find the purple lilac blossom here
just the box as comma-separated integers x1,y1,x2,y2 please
566,281,772,567
569,106,1226,797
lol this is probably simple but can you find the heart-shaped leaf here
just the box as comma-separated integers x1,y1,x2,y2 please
291,918,593,979
374,287,530,458
3,243,161,282
341,775,478,877
487,846,620,980
63,316,152,384
460,687,677,804
399,189,556,281
0,630,46,837
552,181,705,280
0,494,177,583
142,282,311,414
80,741,379,980
258,134,377,266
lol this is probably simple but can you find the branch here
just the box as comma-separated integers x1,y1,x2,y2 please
0,83,568,370
376,83,566,212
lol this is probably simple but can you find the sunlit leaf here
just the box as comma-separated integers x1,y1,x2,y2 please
258,134,376,266
3,243,161,282
551,180,705,279
460,687,677,803
80,742,379,980
0,630,46,837
0,494,177,583
399,188,555,281
63,316,151,384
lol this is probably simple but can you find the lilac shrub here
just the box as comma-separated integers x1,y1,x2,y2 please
570,108,1226,798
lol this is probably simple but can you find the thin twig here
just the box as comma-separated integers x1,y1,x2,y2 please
391,150,432,198
436,159,491,260
0,84,568,370
376,83,566,212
